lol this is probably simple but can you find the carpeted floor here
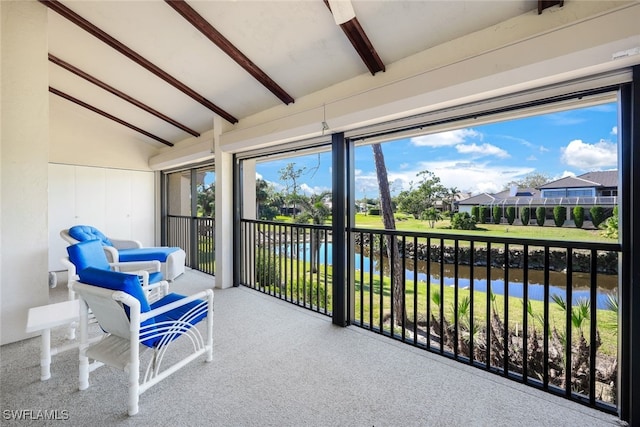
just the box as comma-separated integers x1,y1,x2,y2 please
1,269,622,426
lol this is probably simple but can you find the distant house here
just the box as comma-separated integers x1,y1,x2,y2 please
458,171,618,223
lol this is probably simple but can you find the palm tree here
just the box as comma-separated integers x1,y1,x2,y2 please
295,192,331,273
372,143,406,328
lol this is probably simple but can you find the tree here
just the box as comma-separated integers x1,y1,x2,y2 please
506,207,516,225
479,206,489,224
471,206,480,222
603,205,619,239
451,212,476,230
278,163,306,218
256,179,282,220
553,206,566,227
520,207,530,226
492,205,501,224
197,182,215,217
573,206,584,228
396,170,454,219
295,192,332,273
372,144,406,328
504,172,552,190
535,206,546,226
421,207,442,228
590,206,606,228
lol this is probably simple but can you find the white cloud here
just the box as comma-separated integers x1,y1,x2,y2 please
300,183,331,195
561,139,617,170
526,155,537,161
255,172,263,180
611,126,618,135
455,143,509,158
410,128,481,147
355,160,535,196
560,170,576,178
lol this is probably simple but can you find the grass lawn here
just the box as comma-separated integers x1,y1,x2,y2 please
255,253,617,357
354,213,612,242
353,271,618,356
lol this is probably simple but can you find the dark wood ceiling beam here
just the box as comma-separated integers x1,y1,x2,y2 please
49,54,200,138
165,0,294,105
39,0,238,124
324,0,385,75
538,0,564,14
49,87,174,147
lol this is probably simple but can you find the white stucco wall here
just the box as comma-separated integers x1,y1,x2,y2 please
49,94,160,171
1,0,50,345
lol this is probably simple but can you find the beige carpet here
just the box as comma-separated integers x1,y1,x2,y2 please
1,269,621,426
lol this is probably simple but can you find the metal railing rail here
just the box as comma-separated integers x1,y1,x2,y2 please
238,217,621,414
167,215,215,275
239,219,332,316
350,226,621,414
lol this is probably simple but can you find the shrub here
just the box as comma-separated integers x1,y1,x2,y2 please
573,206,584,228
535,206,545,226
256,251,280,288
553,206,566,227
451,212,476,230
520,207,530,226
471,206,480,222
479,206,489,224
590,206,606,228
506,206,516,225
368,208,380,216
603,205,619,239
492,205,501,224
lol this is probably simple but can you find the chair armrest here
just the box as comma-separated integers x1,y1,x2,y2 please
110,238,143,250
141,289,213,322
110,260,162,273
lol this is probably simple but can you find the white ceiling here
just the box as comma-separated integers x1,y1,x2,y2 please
47,0,541,148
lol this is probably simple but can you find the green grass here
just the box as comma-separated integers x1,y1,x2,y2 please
354,271,618,356
354,213,611,242
250,251,617,356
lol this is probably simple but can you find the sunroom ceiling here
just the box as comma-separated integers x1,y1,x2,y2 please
46,0,545,148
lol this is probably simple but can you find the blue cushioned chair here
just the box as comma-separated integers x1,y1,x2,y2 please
72,267,213,416
63,240,167,301
61,225,186,281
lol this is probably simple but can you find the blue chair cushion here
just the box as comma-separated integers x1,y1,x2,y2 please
69,225,113,246
67,240,111,271
151,293,208,325
119,247,180,263
78,267,158,347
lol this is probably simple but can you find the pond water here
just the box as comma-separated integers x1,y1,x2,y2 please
282,242,617,310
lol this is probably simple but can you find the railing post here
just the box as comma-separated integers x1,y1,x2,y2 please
332,132,351,326
619,65,640,425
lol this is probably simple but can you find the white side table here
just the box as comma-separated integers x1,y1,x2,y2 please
26,299,80,381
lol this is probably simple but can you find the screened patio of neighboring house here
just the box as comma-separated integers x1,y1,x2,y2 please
2,1,640,425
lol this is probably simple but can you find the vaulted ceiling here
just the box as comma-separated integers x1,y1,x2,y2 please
44,0,563,148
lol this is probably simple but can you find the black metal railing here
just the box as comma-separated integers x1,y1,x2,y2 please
237,218,621,413
239,219,332,316
351,227,621,414
167,215,215,275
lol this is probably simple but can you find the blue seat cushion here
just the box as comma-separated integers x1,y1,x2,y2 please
67,240,111,271
151,293,208,325
69,225,113,246
119,247,180,263
78,267,158,347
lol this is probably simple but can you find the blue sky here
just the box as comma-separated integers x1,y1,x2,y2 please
255,102,618,199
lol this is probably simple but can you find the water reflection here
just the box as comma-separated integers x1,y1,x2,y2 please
282,242,618,309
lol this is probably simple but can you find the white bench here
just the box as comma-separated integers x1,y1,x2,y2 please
26,300,80,381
